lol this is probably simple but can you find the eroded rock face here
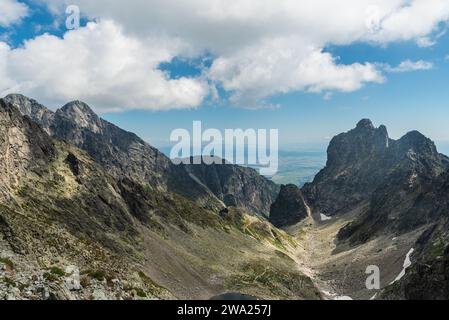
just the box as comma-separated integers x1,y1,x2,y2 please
6,94,279,216
184,159,280,216
269,184,309,228
65,266,81,291
0,99,56,199
3,94,54,135
336,131,449,244
51,100,176,190
379,172,449,299
302,119,449,217
5,95,213,202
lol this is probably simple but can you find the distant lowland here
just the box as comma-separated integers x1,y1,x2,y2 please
158,147,327,187
269,151,327,186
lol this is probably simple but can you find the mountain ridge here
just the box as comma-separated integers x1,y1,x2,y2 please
0,97,318,300
4,94,278,217
302,119,449,219
3,94,449,300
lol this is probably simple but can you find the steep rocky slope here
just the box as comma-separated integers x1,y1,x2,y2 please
0,99,56,201
255,119,449,300
269,185,310,228
0,98,319,300
184,158,280,216
5,95,217,207
303,119,449,218
4,94,278,216
337,130,449,244
379,170,449,299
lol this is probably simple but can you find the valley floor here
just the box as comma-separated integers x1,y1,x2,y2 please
286,206,426,300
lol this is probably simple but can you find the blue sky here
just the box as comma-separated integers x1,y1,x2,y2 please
2,0,449,155
106,36,449,154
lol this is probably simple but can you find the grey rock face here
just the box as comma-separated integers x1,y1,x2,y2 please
52,100,173,188
64,266,81,291
379,170,449,299
3,94,55,135
4,94,278,215
269,184,309,228
336,129,449,244
0,99,56,200
302,119,449,217
4,96,222,208
184,158,280,216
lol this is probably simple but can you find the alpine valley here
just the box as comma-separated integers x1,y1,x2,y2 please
1,94,449,300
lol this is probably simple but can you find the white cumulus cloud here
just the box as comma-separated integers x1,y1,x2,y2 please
208,38,384,108
0,0,28,27
385,60,434,73
2,0,449,110
0,20,209,112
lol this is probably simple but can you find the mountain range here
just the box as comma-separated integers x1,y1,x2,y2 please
1,94,449,300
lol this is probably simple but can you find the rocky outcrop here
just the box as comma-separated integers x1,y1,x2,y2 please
0,99,56,200
378,169,449,299
5,95,221,208
337,129,449,244
3,94,54,135
269,184,309,228
5,94,278,215
303,119,449,217
184,158,280,216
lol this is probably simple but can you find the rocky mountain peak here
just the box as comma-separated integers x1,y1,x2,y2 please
302,119,448,217
3,94,55,135
60,100,95,115
58,101,102,134
5,94,278,216
0,99,56,199
326,119,390,169
356,118,375,130
397,130,438,156
4,93,35,109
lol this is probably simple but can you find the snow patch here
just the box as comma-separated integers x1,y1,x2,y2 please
322,290,353,300
320,213,332,221
390,248,414,284
334,296,353,300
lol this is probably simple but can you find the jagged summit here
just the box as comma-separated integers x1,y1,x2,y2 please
3,94,278,216
0,99,56,200
4,93,52,116
3,94,55,135
326,119,390,169
4,93,36,105
356,118,375,130
60,100,97,116
398,130,438,155
302,119,449,217
4,93,39,105
57,100,103,134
